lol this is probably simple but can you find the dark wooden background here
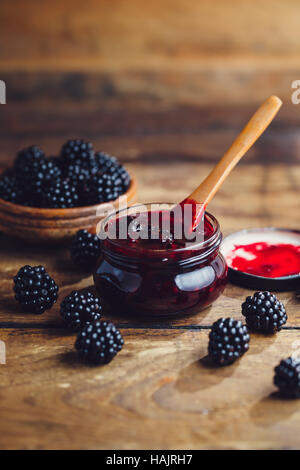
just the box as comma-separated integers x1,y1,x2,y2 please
1,0,300,106
0,0,300,450
1,0,300,166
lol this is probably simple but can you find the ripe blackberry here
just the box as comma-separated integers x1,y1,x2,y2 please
14,145,45,171
95,152,131,191
14,148,61,205
15,145,45,185
242,291,287,333
116,164,131,191
274,357,300,398
13,265,59,314
82,172,124,205
95,152,118,171
71,229,102,271
60,139,95,169
208,317,250,366
42,179,79,208
0,170,24,204
30,158,61,195
60,290,102,331
105,163,130,191
75,320,124,364
63,164,93,189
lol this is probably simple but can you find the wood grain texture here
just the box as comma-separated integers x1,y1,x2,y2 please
0,102,299,449
1,327,300,450
1,0,300,105
0,162,299,328
2,66,300,107
1,103,300,167
186,96,282,213
0,176,137,244
2,0,300,64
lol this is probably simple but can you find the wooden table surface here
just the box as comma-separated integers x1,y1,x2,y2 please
0,102,299,450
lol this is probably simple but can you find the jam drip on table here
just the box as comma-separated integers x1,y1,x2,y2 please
229,242,300,278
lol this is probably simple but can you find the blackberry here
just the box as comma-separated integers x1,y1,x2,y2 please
274,357,300,398
14,145,43,185
71,229,102,271
14,145,45,171
105,163,130,191
60,290,102,331
82,172,124,205
95,152,131,191
48,155,64,173
115,164,131,192
60,139,95,169
29,158,61,198
63,164,93,189
42,178,79,208
208,317,250,366
13,265,59,314
0,170,24,204
95,152,118,171
75,320,124,364
14,147,61,206
242,291,287,333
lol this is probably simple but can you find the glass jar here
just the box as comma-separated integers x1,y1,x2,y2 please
94,203,228,317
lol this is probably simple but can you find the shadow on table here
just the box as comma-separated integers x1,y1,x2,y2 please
249,391,300,427
174,354,238,393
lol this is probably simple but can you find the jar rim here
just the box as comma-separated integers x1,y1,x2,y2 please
99,202,221,256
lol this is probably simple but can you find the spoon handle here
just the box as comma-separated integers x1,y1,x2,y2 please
185,95,282,213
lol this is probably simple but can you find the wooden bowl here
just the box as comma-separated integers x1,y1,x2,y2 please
0,175,137,245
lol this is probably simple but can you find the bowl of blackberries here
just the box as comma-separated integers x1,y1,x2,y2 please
0,139,137,244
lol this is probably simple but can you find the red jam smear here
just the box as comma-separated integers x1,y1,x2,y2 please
229,242,300,278
178,197,206,232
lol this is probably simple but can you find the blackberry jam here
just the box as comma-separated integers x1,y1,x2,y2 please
94,204,227,317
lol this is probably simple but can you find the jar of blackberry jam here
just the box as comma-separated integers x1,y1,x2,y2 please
94,203,228,317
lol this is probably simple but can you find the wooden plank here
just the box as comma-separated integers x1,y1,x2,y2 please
0,162,299,328
0,104,300,166
2,103,300,138
0,94,299,450
1,275,298,329
2,0,300,65
2,1,300,105
1,67,300,107
0,327,300,449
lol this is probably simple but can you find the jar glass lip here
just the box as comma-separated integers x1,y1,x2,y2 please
99,202,221,255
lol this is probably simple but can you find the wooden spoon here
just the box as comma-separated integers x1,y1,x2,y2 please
178,95,282,230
